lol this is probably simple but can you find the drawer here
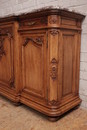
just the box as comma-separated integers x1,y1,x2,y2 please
19,17,47,29
61,17,77,28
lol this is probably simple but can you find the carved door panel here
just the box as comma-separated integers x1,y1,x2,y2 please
0,28,14,88
21,32,47,99
58,30,78,100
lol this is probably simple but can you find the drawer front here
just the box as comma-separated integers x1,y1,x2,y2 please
19,17,47,29
0,26,14,88
20,31,47,99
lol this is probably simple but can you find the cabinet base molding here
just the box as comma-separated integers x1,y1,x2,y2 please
20,95,81,118
0,86,20,103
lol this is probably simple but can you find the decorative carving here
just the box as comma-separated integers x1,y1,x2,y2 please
23,37,43,46
6,30,13,39
0,27,13,37
50,58,58,80
0,38,5,60
19,18,47,28
50,29,59,36
49,16,57,24
9,77,14,88
48,100,59,106
28,21,36,26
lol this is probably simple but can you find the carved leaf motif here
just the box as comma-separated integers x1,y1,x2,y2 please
23,37,43,46
50,58,58,80
50,29,59,36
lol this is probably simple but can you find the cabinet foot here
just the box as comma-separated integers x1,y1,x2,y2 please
73,104,80,110
13,102,22,106
48,116,59,122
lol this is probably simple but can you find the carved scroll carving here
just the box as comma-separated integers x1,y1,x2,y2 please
0,28,13,38
48,100,59,106
23,37,43,47
0,38,5,60
50,29,59,36
50,58,58,80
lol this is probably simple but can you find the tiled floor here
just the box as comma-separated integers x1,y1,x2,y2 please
0,96,87,130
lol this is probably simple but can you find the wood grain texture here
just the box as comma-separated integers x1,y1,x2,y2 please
0,9,85,121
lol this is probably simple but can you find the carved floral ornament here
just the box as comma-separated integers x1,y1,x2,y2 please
50,58,58,80
0,29,13,61
48,100,59,106
50,29,59,36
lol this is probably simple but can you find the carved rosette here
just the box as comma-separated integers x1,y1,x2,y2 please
50,29,59,36
0,38,5,60
49,15,57,24
48,100,59,106
50,58,58,80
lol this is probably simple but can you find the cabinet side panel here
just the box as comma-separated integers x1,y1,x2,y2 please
62,35,73,96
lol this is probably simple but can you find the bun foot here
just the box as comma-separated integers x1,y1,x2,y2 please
73,104,80,110
13,102,22,106
48,116,59,122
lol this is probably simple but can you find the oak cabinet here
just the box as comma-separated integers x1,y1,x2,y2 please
0,9,85,121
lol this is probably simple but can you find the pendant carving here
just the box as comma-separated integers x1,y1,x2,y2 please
50,58,58,80
23,37,43,46
0,38,5,60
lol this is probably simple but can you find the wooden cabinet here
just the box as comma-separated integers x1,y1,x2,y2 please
0,9,85,121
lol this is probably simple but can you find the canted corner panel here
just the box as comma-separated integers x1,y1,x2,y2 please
48,29,59,102
0,28,14,88
22,35,45,98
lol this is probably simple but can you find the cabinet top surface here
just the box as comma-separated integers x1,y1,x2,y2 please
0,8,85,23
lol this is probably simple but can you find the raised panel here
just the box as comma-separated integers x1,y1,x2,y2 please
22,34,46,98
62,35,73,96
0,34,14,87
61,32,77,97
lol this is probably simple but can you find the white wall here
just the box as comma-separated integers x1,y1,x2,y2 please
0,0,87,108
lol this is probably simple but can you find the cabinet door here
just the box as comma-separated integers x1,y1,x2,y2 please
58,30,79,100
21,32,47,99
0,28,14,88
